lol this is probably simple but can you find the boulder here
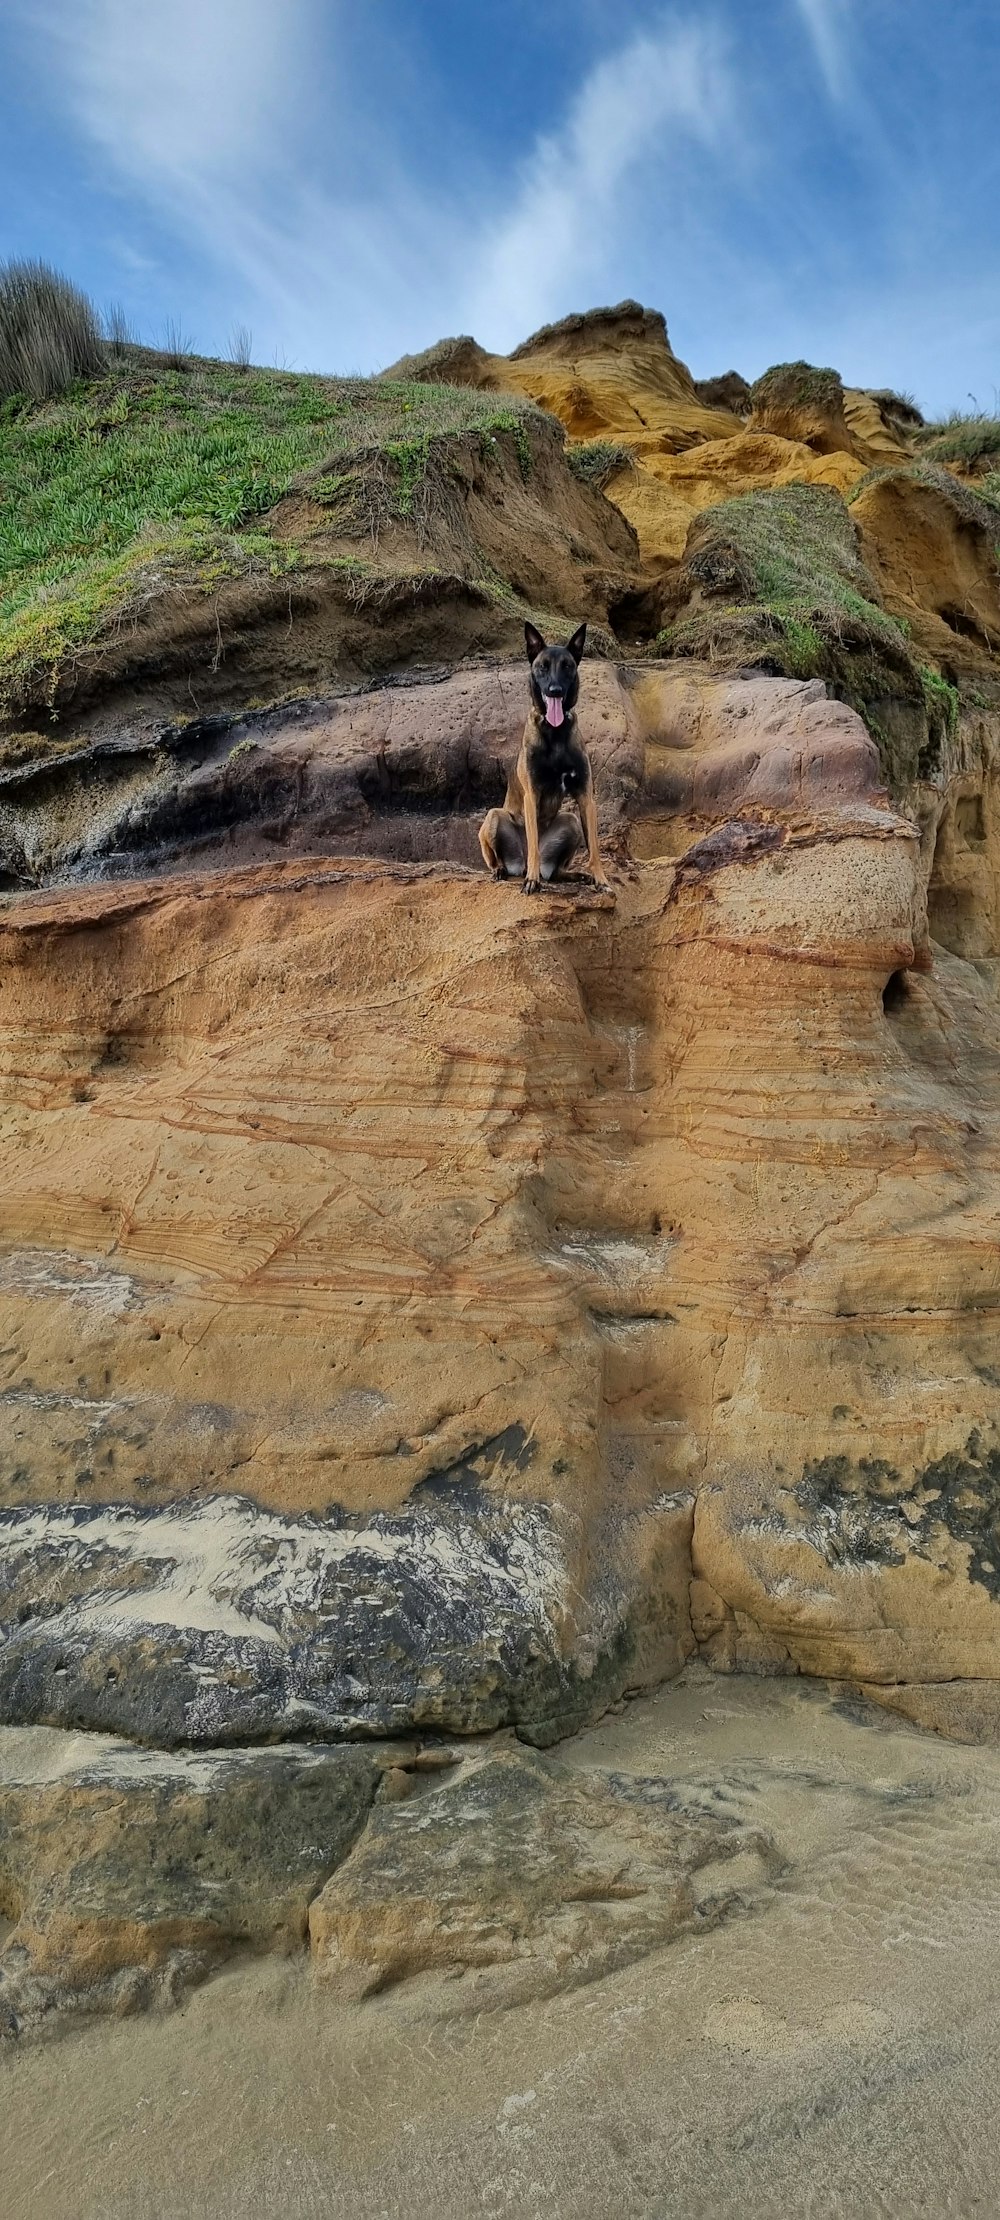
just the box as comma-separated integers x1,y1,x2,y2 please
309,1742,784,2003
0,1732,380,2036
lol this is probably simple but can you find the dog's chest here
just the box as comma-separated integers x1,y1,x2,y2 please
527,732,587,800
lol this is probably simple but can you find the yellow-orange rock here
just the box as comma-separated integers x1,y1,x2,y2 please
853,466,1000,667
4,656,1000,1747
744,372,920,472
386,302,740,453
923,767,1000,958
843,388,915,466
605,433,865,566
746,364,856,457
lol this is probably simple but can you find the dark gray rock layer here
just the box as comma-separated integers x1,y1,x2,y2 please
0,1474,630,1748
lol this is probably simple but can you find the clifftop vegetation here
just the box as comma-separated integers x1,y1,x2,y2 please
2,263,999,793
0,335,549,720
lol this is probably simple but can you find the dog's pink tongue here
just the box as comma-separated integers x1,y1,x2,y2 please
545,696,564,727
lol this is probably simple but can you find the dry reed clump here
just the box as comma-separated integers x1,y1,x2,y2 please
0,260,105,403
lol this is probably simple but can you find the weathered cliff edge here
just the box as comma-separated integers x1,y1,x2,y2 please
4,650,998,1743
4,297,1000,2036
3,650,1000,2031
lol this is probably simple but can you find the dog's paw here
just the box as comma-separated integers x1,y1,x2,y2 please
522,876,541,896
491,866,506,881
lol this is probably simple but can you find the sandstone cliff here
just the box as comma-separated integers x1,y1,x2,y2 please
3,301,1000,2034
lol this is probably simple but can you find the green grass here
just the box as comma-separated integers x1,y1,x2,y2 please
374,411,532,516
656,481,931,782
916,413,1000,467
566,437,633,492
919,662,959,743
664,481,903,650
749,361,844,414
0,517,303,715
780,615,824,675
0,352,543,716
655,479,990,787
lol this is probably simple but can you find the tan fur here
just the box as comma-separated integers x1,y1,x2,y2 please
478,709,609,891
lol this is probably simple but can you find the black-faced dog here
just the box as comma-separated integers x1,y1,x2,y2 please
479,621,610,893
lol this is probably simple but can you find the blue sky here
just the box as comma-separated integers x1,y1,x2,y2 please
2,0,999,414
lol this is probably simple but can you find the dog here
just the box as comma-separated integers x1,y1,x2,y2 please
478,621,610,894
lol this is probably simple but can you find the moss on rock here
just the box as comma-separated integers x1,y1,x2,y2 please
656,481,933,785
0,358,547,721
567,437,634,492
750,361,844,414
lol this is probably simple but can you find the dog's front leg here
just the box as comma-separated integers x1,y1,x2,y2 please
478,808,505,878
522,780,543,894
580,781,610,889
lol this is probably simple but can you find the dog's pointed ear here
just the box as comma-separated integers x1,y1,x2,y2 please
524,621,547,662
566,623,587,664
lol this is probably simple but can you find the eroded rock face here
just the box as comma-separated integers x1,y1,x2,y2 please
0,410,641,746
0,1732,380,2036
0,1460,632,1747
8,302,1000,2067
0,1676,933,2039
747,362,859,458
2,652,1000,1753
0,657,886,889
308,1742,784,2004
603,431,864,568
854,466,1000,672
383,302,999,738
386,302,741,453
0,657,644,888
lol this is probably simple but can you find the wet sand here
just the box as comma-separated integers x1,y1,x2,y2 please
4,1666,999,2219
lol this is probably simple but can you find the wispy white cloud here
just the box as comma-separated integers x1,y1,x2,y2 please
10,0,739,367
5,0,999,413
29,0,303,200
25,0,979,413
464,18,735,345
108,237,159,275
793,0,854,103
10,0,472,362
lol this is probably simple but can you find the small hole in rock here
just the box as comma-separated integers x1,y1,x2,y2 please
882,969,909,1014
939,604,990,648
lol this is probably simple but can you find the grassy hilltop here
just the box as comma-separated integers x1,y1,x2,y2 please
0,347,543,724
2,263,1000,791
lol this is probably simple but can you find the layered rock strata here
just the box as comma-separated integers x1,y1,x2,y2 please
7,293,1000,2054
0,638,1000,2043
3,653,1000,1762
